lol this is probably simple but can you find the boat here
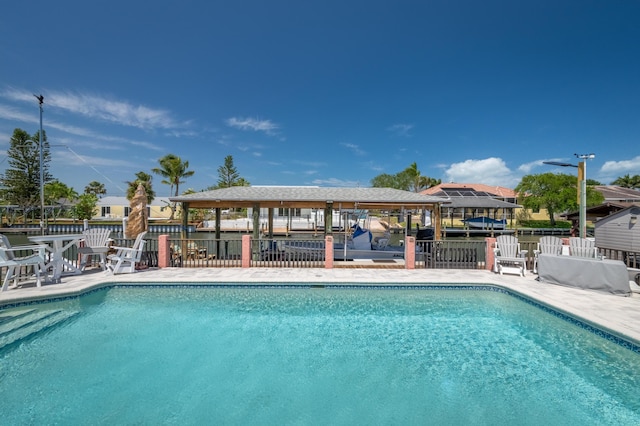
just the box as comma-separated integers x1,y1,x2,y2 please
462,216,507,230
282,224,408,260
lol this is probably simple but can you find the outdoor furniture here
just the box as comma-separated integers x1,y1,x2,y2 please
106,232,147,274
493,235,528,277
28,234,84,283
533,236,564,273
569,237,599,258
537,253,630,296
187,242,207,260
0,234,47,291
78,228,112,271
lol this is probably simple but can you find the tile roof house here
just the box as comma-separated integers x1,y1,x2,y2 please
421,183,517,200
420,183,520,228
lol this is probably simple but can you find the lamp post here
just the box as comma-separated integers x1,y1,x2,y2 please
543,153,595,238
34,95,45,235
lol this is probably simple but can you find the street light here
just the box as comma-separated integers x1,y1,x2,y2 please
543,153,595,238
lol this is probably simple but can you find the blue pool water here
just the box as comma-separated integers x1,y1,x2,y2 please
1,286,639,425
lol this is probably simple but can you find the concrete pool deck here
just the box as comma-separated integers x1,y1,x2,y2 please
1,267,639,346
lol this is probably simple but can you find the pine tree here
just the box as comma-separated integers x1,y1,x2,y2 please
0,128,52,219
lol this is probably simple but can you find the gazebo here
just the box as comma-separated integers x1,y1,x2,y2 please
170,186,448,239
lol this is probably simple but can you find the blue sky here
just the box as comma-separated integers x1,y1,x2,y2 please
1,0,639,197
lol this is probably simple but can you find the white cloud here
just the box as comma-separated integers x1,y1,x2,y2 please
0,103,39,125
341,142,366,156
387,123,414,137
445,157,516,187
52,92,177,130
226,117,279,135
292,160,328,168
311,177,362,187
130,140,165,152
365,161,385,172
2,87,183,131
600,156,640,175
518,159,547,174
0,102,118,144
597,156,640,184
53,152,136,168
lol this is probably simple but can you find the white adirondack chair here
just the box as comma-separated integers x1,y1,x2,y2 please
533,236,564,273
106,232,147,274
493,235,528,277
0,234,47,291
78,228,112,271
568,237,599,258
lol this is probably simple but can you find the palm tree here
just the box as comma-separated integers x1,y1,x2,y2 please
126,171,155,204
402,162,441,193
612,174,640,189
152,154,195,220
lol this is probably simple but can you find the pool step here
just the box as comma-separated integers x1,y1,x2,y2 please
0,309,79,350
0,308,38,326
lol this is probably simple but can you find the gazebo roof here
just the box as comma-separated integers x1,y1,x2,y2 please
170,186,448,209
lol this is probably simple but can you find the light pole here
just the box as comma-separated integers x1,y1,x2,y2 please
543,153,595,238
35,94,45,235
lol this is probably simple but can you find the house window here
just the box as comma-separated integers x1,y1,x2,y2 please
278,208,302,217
101,206,111,217
124,207,150,217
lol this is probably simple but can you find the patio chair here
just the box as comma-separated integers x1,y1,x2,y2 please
493,235,528,277
0,234,47,291
78,228,112,271
568,237,599,258
186,241,207,260
533,236,564,273
106,232,147,274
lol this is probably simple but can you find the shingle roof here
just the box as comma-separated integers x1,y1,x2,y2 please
593,186,640,202
170,186,447,208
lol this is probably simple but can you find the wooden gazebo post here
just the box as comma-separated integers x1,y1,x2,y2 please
325,202,333,235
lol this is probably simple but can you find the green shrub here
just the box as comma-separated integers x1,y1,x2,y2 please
518,220,572,228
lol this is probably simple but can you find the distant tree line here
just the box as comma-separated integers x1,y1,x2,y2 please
1,127,637,225
0,127,250,223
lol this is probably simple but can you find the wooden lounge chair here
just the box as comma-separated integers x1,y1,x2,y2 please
533,236,563,273
568,237,599,258
0,234,47,291
493,235,528,277
78,228,112,271
106,232,147,274
186,241,207,260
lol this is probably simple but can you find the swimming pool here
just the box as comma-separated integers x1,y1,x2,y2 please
1,285,639,424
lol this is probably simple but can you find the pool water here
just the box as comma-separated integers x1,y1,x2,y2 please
1,286,639,425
